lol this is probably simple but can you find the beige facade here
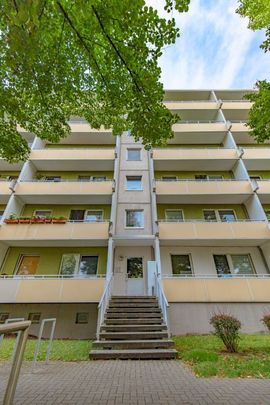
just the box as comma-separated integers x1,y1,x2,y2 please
1,89,270,337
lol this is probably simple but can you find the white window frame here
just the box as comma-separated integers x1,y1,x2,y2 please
170,253,194,276
126,148,141,161
125,176,143,191
90,176,107,182
161,176,178,181
84,210,104,222
213,253,256,276
34,210,53,218
195,174,224,180
15,254,40,276
125,209,144,229
59,254,99,276
202,209,237,222
165,209,184,222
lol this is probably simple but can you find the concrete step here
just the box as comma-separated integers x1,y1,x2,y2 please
106,312,162,319
107,307,161,313
92,339,175,350
109,302,159,308
110,298,158,304
100,331,168,340
105,318,163,325
90,349,178,360
101,324,167,332
111,296,156,299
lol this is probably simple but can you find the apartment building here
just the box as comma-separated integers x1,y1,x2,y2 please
1,89,270,339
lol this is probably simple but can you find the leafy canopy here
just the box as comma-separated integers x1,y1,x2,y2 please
237,0,270,142
0,0,190,162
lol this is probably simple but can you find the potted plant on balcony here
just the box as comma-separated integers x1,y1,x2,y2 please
52,216,67,224
18,217,31,224
44,216,52,224
30,216,45,224
4,214,19,224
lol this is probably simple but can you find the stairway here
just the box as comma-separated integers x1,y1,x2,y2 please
90,296,177,360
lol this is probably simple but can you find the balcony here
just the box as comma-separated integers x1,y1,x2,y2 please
172,121,227,135
0,275,105,303
242,148,270,170
29,148,115,170
164,101,219,112
158,220,270,246
162,276,270,302
230,120,249,133
15,180,113,204
0,181,13,203
155,179,253,204
221,100,253,110
0,221,110,246
153,148,238,171
256,181,270,203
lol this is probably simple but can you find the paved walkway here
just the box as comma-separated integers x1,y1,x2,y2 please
1,360,270,405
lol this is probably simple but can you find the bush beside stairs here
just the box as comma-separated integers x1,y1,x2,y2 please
90,296,177,360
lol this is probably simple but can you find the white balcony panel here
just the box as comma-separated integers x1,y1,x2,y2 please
243,148,270,170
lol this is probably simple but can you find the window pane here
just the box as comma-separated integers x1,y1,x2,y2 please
126,210,144,227
78,256,98,276
85,211,103,222
92,176,106,182
28,313,41,324
60,254,79,276
203,210,217,221
195,175,207,180
165,210,183,222
250,176,261,180
127,149,141,161
126,176,142,190
162,176,177,182
78,176,90,182
17,256,40,275
218,210,236,222
265,210,270,221
69,210,85,221
34,210,52,218
76,312,89,324
0,313,9,324
231,255,255,275
209,175,223,180
45,176,61,182
213,255,231,277
171,255,192,275
127,258,143,278
0,210,4,220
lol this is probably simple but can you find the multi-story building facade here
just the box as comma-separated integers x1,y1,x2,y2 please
1,89,270,339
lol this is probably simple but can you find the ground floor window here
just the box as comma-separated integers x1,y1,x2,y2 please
171,255,193,276
60,254,98,277
213,254,255,277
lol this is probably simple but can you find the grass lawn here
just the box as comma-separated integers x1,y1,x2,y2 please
173,334,270,378
0,337,92,362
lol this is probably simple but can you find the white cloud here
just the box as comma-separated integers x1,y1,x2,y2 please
148,0,270,89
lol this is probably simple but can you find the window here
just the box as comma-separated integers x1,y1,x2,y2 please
265,210,270,221
0,210,4,220
203,209,236,222
85,210,103,222
171,255,192,276
28,313,41,324
78,176,90,182
231,254,255,275
127,149,141,161
213,255,231,277
213,254,255,277
34,210,52,218
195,174,223,180
16,255,40,275
69,210,85,221
45,176,61,182
76,312,89,324
60,254,98,277
195,175,207,180
126,210,144,228
165,210,184,222
91,176,106,182
0,313,9,324
250,176,262,180
126,176,142,190
127,258,143,278
218,210,236,222
161,176,177,182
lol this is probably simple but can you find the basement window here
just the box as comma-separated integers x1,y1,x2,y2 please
28,313,41,324
0,313,9,324
76,312,89,324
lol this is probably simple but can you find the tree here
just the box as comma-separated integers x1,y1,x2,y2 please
0,0,190,162
237,0,270,142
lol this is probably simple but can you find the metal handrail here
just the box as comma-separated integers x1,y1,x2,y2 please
176,120,223,124
162,274,266,278
96,274,113,339
158,219,265,223
0,274,106,279
164,100,216,103
153,147,233,150
154,272,170,335
20,179,113,183
0,321,31,405
155,178,249,182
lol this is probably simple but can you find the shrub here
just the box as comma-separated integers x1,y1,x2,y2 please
261,314,270,332
210,313,241,353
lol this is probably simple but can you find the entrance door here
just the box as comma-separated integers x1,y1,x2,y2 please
126,257,144,295
16,255,40,275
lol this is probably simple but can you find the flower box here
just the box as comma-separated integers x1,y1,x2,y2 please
52,219,67,224
4,219,19,224
18,218,31,224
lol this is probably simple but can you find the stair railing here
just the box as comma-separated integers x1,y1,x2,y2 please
154,272,171,336
96,274,113,340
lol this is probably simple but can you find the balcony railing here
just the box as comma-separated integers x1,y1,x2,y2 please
0,274,106,279
162,274,267,278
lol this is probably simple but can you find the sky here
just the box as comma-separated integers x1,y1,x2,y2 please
149,0,270,89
